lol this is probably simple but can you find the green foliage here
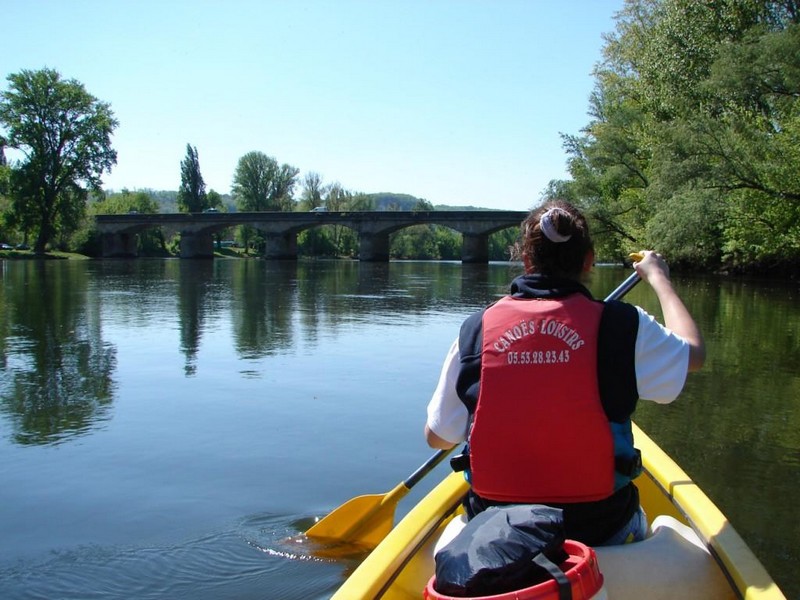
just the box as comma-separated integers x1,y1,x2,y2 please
723,188,800,269
489,228,518,262
0,68,117,253
367,193,424,211
95,189,160,215
349,193,377,211
644,189,724,268
232,151,299,212
391,225,440,259
176,144,207,212
0,161,11,242
77,189,167,256
295,181,381,257
299,172,324,211
206,189,223,211
559,0,800,273
297,227,340,257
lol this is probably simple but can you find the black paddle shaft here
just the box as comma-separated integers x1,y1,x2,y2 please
605,271,641,302
404,447,452,489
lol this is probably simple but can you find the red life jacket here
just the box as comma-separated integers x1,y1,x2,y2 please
469,293,616,503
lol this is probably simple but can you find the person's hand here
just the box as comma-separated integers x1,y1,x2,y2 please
631,250,670,284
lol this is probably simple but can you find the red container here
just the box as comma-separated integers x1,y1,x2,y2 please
424,540,605,600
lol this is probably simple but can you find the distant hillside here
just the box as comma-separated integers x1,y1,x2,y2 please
112,189,487,213
114,189,236,213
365,193,423,211
433,204,492,211
365,192,489,211
148,190,178,213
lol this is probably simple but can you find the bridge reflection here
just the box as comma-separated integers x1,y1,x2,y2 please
95,210,528,262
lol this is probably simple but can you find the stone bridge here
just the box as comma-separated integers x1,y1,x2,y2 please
94,210,529,262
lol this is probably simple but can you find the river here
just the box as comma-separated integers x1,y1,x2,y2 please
0,258,797,599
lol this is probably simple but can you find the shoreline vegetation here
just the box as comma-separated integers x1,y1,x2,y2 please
1,244,796,279
3,188,796,276
0,184,795,276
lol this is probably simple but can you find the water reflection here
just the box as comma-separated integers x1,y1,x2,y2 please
200,260,514,362
0,261,116,445
632,273,800,576
0,259,515,447
232,260,298,359
178,260,216,375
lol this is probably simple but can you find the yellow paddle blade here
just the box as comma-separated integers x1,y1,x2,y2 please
306,482,409,549
305,449,453,549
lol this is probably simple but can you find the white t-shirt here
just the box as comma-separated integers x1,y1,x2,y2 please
426,306,690,445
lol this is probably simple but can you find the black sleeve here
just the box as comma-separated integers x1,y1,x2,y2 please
597,300,640,423
455,310,485,414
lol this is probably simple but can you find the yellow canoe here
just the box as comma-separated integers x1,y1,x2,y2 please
330,423,786,600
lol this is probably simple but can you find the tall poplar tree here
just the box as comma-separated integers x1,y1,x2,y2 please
177,143,207,213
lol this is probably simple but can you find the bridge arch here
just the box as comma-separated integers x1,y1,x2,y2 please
354,214,521,262
95,210,528,262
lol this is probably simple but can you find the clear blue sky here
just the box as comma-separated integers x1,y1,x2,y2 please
2,1,623,211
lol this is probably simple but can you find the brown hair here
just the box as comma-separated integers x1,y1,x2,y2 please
512,200,593,278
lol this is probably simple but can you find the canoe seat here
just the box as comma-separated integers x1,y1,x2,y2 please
594,515,736,600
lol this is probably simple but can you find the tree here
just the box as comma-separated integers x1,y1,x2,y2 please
0,68,117,254
273,163,300,211
299,171,324,211
79,189,165,256
232,151,299,212
0,142,11,243
176,143,207,212
206,189,223,211
559,0,800,271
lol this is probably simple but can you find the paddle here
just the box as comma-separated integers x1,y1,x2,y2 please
305,446,453,548
305,266,642,548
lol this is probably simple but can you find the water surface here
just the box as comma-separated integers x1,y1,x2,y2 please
0,259,797,598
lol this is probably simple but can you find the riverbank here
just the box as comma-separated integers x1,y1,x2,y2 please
3,247,797,277
0,249,239,260
0,249,89,260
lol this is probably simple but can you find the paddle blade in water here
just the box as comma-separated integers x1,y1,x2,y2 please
305,491,398,549
304,450,449,548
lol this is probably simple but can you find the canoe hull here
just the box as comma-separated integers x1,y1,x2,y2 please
330,423,785,600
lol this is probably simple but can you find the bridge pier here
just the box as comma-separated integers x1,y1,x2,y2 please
179,231,214,258
358,232,390,261
462,233,489,263
101,232,138,258
262,232,298,259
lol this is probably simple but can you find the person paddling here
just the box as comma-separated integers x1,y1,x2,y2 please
424,200,705,546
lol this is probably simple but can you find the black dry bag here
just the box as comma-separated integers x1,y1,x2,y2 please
433,504,571,598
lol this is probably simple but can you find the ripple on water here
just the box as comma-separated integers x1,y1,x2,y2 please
0,514,347,600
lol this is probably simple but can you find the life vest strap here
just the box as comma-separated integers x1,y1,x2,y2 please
450,449,470,472
614,448,642,478
451,445,641,482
